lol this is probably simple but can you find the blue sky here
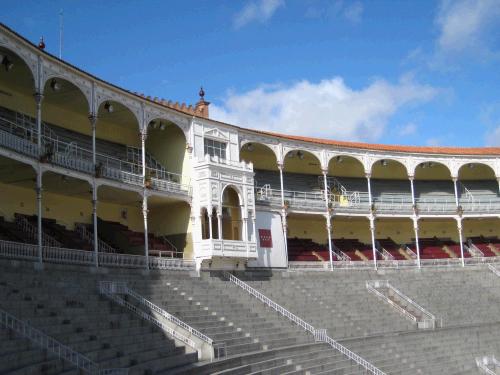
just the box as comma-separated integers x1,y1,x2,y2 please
3,0,500,147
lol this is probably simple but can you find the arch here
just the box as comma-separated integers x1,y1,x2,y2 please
220,185,243,241
283,148,322,174
457,162,496,180
0,42,37,88
327,154,365,178
413,161,452,180
96,97,140,128
326,153,365,171
0,45,37,119
96,99,141,148
42,75,90,116
240,142,278,169
370,158,408,179
146,117,188,177
221,184,244,207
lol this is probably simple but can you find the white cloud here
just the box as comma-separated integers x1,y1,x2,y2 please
436,0,500,56
343,2,364,24
211,76,438,142
397,122,418,136
486,126,500,145
233,0,284,29
305,1,364,24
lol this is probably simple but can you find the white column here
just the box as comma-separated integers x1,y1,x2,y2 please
366,173,373,211
457,218,465,267
36,169,43,265
90,115,97,168
322,170,333,270
452,177,459,208
497,177,500,194
141,131,149,269
208,209,213,240
278,163,289,267
34,93,43,152
325,215,333,271
413,217,421,268
251,213,256,242
369,216,377,269
409,175,416,206
92,184,98,267
217,212,222,240
143,193,149,269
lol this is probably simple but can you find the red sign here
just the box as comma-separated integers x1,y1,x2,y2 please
259,229,273,248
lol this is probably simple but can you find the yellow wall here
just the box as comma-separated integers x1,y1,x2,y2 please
371,161,407,179
240,144,277,171
0,182,143,231
374,219,414,244
149,201,193,259
0,82,140,148
414,164,451,180
146,124,191,180
462,218,500,238
459,164,496,180
328,157,365,178
418,219,459,241
284,151,321,175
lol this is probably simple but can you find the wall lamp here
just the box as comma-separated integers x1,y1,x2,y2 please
104,102,114,113
246,143,254,152
1,55,13,71
380,159,388,167
50,79,61,92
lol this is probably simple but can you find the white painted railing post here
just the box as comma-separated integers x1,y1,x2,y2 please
457,217,465,267
278,163,289,267
92,184,99,268
36,168,43,266
413,217,421,268
322,170,333,271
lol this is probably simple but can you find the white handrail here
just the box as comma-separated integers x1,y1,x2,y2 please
0,307,127,374
14,214,62,248
476,356,500,374
488,264,500,277
75,224,116,253
405,246,417,259
101,281,214,344
366,280,436,329
381,248,395,260
224,272,386,375
99,282,198,353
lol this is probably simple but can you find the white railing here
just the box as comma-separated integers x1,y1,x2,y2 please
99,281,221,356
75,224,116,253
334,250,351,261
488,264,500,277
0,240,195,270
465,243,483,257
14,214,62,248
381,248,395,260
224,272,386,375
405,246,417,259
476,356,500,374
0,307,127,375
366,280,437,329
0,114,191,196
99,282,198,354
324,176,347,195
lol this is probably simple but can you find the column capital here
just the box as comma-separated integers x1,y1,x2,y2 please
33,92,44,104
321,168,328,176
365,172,371,179
277,162,284,171
408,174,414,181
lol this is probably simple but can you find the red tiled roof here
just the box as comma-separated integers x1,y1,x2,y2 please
2,22,500,157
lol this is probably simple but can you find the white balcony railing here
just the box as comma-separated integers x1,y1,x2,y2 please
0,115,191,196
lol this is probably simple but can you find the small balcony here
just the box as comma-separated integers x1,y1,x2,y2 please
199,239,257,259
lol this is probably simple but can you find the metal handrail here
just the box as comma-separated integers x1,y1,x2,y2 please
99,282,198,352
224,272,386,375
14,214,61,248
476,356,500,374
101,281,214,345
488,264,500,277
0,307,127,374
366,280,436,328
75,224,116,253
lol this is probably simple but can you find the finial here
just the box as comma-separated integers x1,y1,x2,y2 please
38,37,46,50
199,86,205,100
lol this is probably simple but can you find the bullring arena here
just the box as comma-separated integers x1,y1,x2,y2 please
0,22,500,374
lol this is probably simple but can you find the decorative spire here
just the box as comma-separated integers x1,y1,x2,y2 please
38,36,45,50
199,86,205,100
195,86,210,119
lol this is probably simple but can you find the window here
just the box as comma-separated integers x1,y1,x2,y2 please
204,138,227,160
